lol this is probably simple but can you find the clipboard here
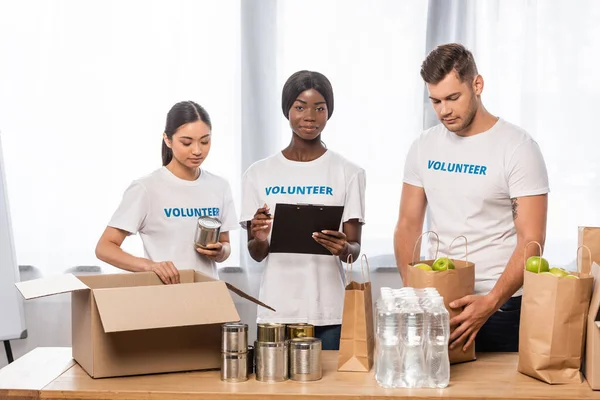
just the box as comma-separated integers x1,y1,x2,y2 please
269,203,345,256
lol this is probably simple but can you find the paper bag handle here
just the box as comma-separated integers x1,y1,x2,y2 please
345,254,370,283
577,245,592,275
412,231,439,264
523,241,543,272
449,235,469,265
360,254,372,283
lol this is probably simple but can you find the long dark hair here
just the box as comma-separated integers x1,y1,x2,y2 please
281,70,334,120
162,101,212,166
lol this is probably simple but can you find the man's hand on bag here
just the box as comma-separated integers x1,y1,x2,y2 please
449,294,499,351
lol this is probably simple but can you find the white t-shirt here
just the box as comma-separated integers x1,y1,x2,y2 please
240,150,366,325
403,118,549,296
108,167,238,278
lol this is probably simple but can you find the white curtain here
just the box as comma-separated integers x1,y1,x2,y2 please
0,0,242,274
426,0,600,266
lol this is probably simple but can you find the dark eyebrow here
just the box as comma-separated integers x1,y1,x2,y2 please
294,99,326,105
429,92,461,101
180,134,211,140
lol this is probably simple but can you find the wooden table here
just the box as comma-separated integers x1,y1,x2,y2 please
0,347,599,400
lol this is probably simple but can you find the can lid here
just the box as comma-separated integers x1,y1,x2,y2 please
222,322,248,332
198,216,222,229
287,323,313,329
257,323,285,329
289,337,321,349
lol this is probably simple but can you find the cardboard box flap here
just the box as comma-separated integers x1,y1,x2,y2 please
93,281,240,333
194,270,218,283
15,274,89,299
225,282,276,312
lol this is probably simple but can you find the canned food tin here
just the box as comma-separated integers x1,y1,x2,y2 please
221,352,248,382
194,216,221,248
257,323,286,343
221,323,248,353
255,341,288,382
289,338,322,382
286,323,315,340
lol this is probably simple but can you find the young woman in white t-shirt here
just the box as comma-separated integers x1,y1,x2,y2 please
240,71,366,350
96,101,238,284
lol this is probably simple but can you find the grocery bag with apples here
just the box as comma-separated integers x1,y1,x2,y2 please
407,231,476,364
518,242,594,384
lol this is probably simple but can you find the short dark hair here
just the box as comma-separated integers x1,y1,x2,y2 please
281,70,334,120
420,43,478,84
162,101,211,166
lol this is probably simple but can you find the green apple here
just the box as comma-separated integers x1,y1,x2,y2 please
549,267,569,278
564,274,579,279
525,256,549,273
431,257,455,271
414,263,433,271
540,271,555,276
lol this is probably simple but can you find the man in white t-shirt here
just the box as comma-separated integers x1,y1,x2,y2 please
394,43,549,353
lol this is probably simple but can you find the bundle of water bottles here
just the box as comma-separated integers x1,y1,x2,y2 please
375,287,450,389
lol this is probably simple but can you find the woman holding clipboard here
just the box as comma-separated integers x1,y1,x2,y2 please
240,71,366,350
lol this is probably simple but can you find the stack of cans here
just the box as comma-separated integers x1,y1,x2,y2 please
253,322,323,383
255,323,288,382
220,322,249,382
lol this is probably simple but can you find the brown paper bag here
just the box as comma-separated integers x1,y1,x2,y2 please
518,243,594,384
407,232,476,364
338,254,375,372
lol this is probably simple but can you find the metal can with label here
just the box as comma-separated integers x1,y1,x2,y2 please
194,216,221,248
286,323,315,340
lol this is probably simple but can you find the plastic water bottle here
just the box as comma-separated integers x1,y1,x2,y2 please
375,287,448,389
375,289,401,388
425,295,450,388
400,295,425,388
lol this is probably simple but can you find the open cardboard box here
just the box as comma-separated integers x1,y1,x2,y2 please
15,269,272,378
585,262,600,390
